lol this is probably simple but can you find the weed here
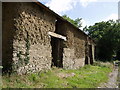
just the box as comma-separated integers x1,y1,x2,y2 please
2,63,112,88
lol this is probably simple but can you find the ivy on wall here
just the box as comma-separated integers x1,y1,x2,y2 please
13,31,30,70
24,32,30,65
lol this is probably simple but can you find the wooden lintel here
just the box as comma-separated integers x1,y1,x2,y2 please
48,32,67,41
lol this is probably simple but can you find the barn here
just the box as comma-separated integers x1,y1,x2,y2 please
2,1,95,74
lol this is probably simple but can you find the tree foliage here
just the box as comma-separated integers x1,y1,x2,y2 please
83,20,120,61
62,14,82,28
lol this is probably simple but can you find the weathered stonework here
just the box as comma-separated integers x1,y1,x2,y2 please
2,2,95,74
62,23,86,69
53,20,87,69
3,2,56,74
13,3,56,74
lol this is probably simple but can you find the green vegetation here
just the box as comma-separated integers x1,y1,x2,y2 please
14,32,30,70
83,20,120,61
2,63,112,88
62,15,120,61
62,14,82,28
24,32,30,65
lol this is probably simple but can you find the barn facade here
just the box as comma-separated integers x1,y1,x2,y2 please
2,2,95,74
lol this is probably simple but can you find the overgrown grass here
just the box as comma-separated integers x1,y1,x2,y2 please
2,63,112,88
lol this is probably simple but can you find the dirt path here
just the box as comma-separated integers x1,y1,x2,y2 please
98,67,119,88
118,66,120,88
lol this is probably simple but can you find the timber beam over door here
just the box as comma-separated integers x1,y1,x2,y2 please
48,32,67,41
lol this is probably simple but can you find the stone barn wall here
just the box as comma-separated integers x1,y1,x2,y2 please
2,2,95,74
2,2,18,72
3,2,56,74
50,20,87,69
62,23,87,69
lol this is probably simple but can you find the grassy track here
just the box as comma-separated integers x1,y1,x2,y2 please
2,63,112,88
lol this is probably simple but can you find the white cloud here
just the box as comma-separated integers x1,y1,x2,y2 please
45,0,119,14
96,0,119,2
80,19,93,29
78,0,119,7
103,13,118,21
79,0,98,7
45,0,99,14
45,0,77,14
80,19,87,29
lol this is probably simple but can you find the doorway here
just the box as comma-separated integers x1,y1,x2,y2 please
51,20,64,68
89,45,93,64
51,37,63,67
85,56,89,64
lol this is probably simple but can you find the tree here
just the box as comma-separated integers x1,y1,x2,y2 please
83,20,120,61
62,14,82,28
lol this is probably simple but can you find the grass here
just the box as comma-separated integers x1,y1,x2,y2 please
2,63,112,88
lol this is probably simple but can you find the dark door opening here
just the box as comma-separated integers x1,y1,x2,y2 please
94,46,97,59
89,45,93,65
51,20,64,68
51,37,63,68
85,41,89,65
85,56,89,64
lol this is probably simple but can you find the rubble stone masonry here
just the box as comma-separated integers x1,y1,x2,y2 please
3,2,56,74
2,2,95,74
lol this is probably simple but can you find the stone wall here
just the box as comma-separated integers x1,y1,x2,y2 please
2,2,95,74
2,2,18,72
63,23,86,69
3,2,56,74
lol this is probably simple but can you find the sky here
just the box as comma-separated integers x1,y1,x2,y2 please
38,0,119,28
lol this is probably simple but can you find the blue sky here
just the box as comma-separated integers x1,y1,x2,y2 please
38,0,119,28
